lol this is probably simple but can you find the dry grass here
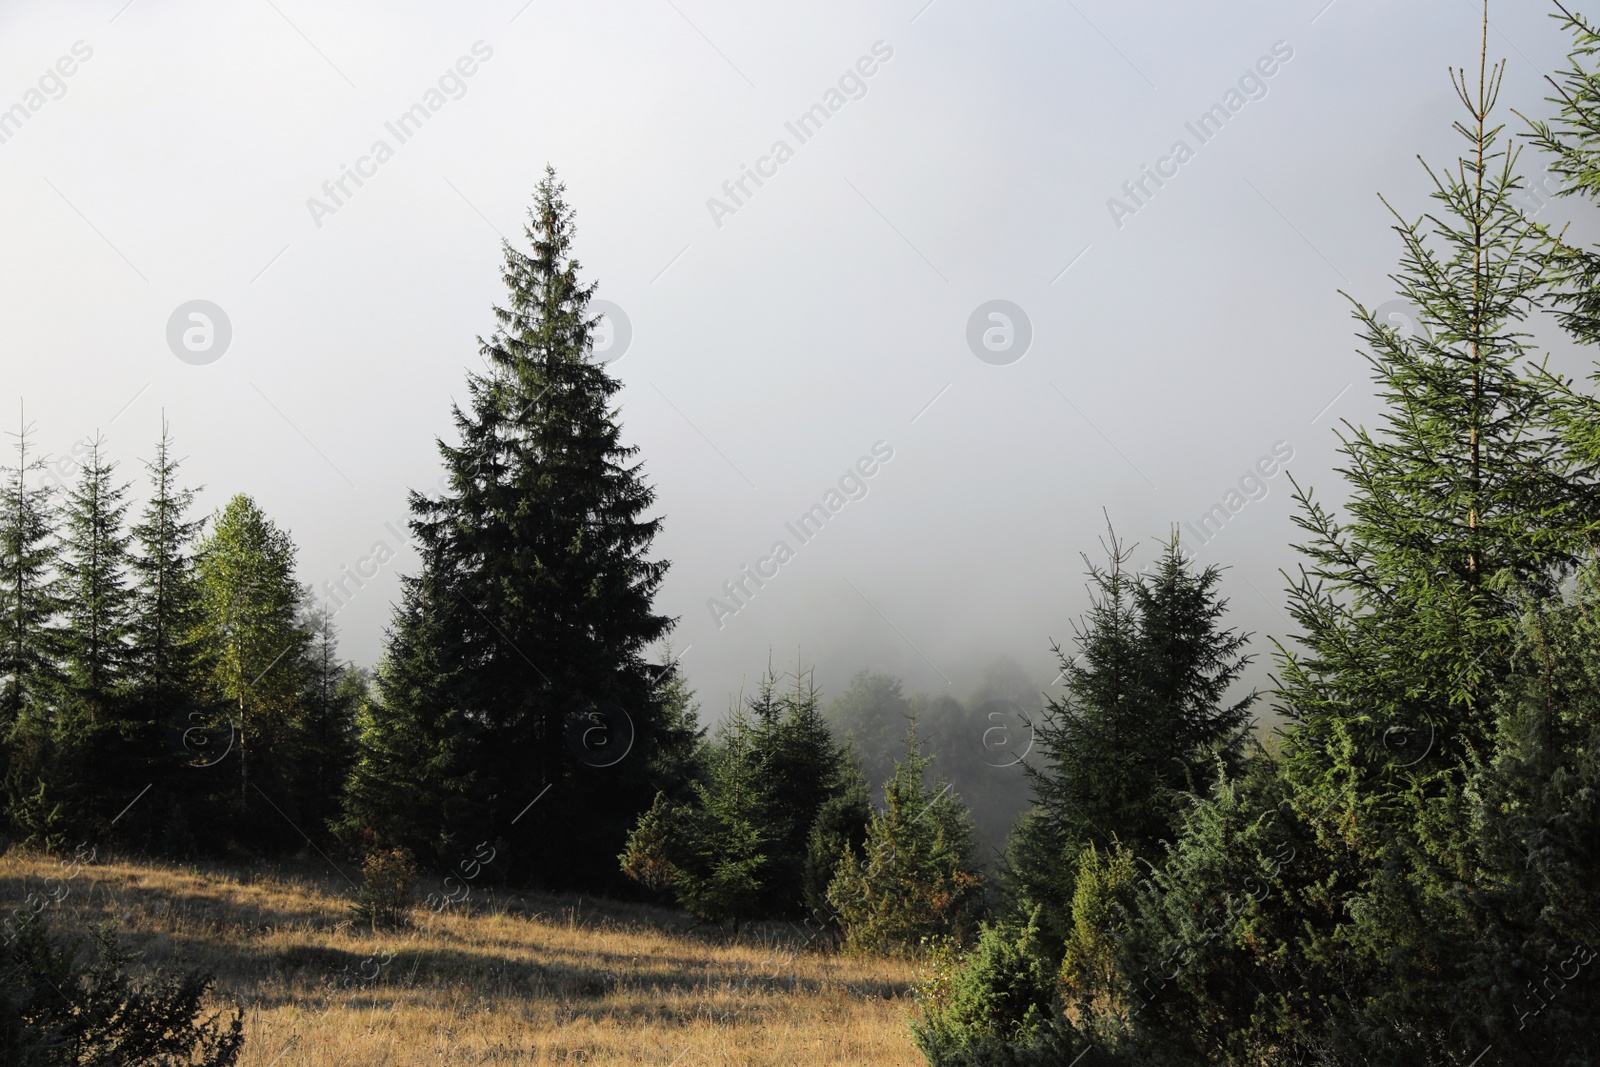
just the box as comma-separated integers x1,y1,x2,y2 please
0,850,927,1065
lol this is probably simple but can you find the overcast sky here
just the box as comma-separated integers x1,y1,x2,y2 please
1,0,1590,726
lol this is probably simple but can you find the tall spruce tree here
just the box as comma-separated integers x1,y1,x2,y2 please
0,413,62,734
1262,31,1598,1061
1090,22,1600,1065
346,168,686,889
58,436,134,710
51,436,141,838
0,414,66,846
129,418,204,705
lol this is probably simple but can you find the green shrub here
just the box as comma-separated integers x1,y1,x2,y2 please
0,912,243,1066
915,912,1056,1052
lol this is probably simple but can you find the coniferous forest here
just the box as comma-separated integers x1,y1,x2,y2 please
11,7,1600,1066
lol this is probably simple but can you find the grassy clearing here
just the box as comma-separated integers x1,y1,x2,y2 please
0,850,925,1065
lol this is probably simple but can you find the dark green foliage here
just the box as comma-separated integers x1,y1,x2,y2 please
621,697,771,929
620,663,863,927
2,419,65,848
753,666,857,915
290,604,361,844
1,420,63,761
803,762,872,918
1460,577,1600,1060
346,168,689,890
52,437,146,840
58,436,134,707
0,912,243,1066
1050,24,1600,1067
128,419,204,704
1192,36,1600,1064
337,590,475,866
1008,532,1253,951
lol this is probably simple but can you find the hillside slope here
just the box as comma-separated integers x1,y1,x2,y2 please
0,852,924,1066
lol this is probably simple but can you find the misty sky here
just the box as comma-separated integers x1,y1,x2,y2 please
2,0,1591,728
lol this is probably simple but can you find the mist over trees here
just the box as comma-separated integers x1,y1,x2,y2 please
9,9,1600,1062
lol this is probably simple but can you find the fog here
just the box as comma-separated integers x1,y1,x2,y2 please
1,0,1586,792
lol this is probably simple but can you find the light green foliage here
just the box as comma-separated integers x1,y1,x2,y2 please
194,494,307,805
827,718,982,953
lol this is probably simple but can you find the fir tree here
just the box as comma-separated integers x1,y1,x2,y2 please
757,664,856,916
291,602,360,843
620,696,771,931
1099,21,1600,1063
1279,34,1596,793
827,717,982,953
58,436,134,710
0,414,64,845
0,413,62,732
350,168,685,888
128,418,204,704
1009,530,1253,948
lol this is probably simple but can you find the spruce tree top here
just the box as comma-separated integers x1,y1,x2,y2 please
1280,36,1600,785
408,166,671,688
362,168,679,885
